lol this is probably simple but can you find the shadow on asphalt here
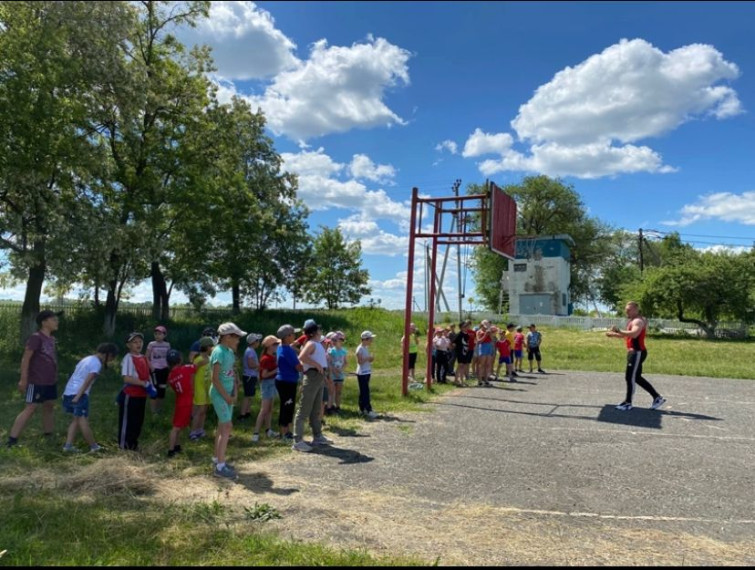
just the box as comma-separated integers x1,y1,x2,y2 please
433,398,722,429
327,425,371,438
310,445,374,465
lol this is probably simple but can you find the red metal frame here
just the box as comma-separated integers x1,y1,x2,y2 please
401,188,492,396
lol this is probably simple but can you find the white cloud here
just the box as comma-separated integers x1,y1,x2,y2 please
179,1,299,80
663,191,755,226
249,36,411,141
281,148,411,222
462,128,514,157
337,214,407,256
512,39,741,145
464,38,742,179
199,2,297,78
348,154,396,185
696,245,751,254
435,140,458,155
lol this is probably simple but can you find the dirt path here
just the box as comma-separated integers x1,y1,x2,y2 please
159,370,755,565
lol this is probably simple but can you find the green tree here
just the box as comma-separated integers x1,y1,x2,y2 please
625,248,755,337
0,1,134,340
302,227,371,310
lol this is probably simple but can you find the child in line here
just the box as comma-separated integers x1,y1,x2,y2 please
62,343,119,453
252,335,280,442
166,349,197,457
504,323,518,377
513,326,525,373
209,322,246,479
401,323,420,384
239,333,262,421
146,325,171,414
356,331,378,419
494,328,513,382
275,324,302,442
327,331,347,414
526,324,546,374
118,332,153,450
320,333,335,420
189,337,214,441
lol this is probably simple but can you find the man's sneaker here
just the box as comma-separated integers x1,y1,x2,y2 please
292,440,313,452
650,396,667,410
265,429,279,438
366,410,379,419
311,435,333,446
615,402,633,411
62,445,81,453
214,464,237,479
251,433,260,442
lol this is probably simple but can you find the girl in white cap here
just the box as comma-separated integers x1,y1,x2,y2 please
356,331,378,419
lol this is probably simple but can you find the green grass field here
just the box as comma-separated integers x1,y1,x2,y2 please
0,306,752,565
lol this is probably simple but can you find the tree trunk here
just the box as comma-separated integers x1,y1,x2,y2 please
231,280,241,315
151,261,170,321
676,300,715,338
20,261,46,345
104,281,119,338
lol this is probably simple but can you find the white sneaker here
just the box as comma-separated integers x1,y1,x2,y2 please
311,435,333,446
292,440,313,452
251,433,260,442
265,429,279,438
62,445,81,453
366,411,379,419
650,396,667,410
615,402,633,411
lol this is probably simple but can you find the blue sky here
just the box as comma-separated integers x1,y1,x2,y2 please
3,1,754,311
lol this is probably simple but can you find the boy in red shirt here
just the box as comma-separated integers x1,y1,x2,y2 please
494,328,514,382
166,349,196,457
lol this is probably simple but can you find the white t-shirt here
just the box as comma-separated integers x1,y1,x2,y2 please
356,345,372,375
63,355,103,396
302,341,328,371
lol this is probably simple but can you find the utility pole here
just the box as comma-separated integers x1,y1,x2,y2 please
638,228,644,274
453,178,462,323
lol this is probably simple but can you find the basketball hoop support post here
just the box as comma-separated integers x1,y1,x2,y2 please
401,188,419,396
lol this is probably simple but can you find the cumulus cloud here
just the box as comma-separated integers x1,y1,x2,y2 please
435,140,458,155
464,38,742,179
251,36,411,141
281,148,410,222
663,191,755,226
179,1,299,79
348,154,396,185
462,129,514,157
337,214,407,256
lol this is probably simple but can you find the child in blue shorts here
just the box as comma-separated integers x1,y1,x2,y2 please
62,343,119,453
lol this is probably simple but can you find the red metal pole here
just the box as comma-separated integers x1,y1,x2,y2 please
401,188,419,397
426,200,440,390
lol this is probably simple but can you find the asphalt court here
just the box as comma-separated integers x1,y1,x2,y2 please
275,369,755,547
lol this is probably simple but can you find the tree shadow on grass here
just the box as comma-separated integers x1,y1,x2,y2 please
235,471,300,496
309,445,374,465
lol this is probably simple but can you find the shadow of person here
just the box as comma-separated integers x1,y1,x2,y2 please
309,445,374,465
235,471,300,496
375,414,415,424
327,425,370,438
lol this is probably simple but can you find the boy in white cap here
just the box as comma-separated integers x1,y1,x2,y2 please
209,322,246,479
356,331,378,419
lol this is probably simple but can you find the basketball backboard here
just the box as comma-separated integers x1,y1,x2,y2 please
488,181,517,259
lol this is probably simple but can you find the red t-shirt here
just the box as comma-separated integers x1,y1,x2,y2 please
26,332,58,386
294,334,308,348
259,353,278,380
123,354,150,397
496,339,511,357
466,330,476,350
168,364,196,405
514,333,524,350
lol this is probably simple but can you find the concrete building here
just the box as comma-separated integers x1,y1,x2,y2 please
505,234,574,316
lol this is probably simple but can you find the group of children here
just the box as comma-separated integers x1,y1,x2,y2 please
32,318,379,480
408,320,545,387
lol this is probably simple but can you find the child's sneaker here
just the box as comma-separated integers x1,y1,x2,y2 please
167,449,177,458
292,440,313,452
265,429,279,438
214,464,237,479
251,433,260,442
62,444,80,453
366,410,379,419
89,443,103,453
